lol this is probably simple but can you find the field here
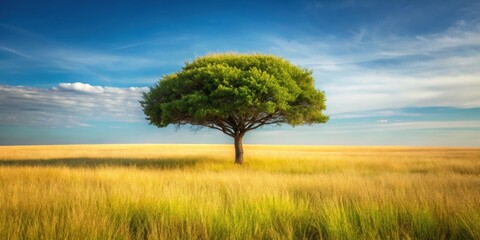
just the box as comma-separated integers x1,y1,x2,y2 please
0,144,479,239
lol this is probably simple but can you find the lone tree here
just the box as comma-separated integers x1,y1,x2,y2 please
141,53,328,164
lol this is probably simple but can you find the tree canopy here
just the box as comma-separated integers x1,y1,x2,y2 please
141,53,328,164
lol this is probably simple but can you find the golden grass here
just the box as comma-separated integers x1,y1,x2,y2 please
0,144,479,239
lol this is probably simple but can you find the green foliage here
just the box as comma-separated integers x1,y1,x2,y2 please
141,53,328,136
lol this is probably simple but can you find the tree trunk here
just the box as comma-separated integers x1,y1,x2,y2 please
234,135,244,164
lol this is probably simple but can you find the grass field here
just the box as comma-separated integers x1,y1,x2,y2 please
0,144,479,239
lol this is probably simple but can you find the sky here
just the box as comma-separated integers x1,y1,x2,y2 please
1,0,479,146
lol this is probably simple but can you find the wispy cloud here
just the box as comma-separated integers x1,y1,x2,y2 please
0,46,36,60
111,35,199,51
265,20,480,114
377,120,480,130
0,83,148,127
0,23,46,41
0,24,182,84
375,20,480,58
46,48,164,71
111,41,153,51
0,44,172,83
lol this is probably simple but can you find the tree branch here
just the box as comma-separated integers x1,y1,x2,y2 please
245,111,284,131
247,119,284,131
205,124,234,137
209,120,236,137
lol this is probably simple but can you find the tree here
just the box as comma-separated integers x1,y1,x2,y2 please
141,53,328,164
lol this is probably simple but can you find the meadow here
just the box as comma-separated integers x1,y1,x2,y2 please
0,144,479,239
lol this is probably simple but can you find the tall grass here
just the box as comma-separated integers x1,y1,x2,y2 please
0,144,479,239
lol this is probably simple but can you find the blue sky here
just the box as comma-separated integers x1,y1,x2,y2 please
1,0,479,146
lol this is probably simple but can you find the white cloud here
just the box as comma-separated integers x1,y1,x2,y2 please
265,20,480,114
0,83,149,127
316,120,480,135
55,82,105,93
324,74,480,114
379,121,480,130
332,109,422,119
313,120,480,135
